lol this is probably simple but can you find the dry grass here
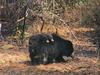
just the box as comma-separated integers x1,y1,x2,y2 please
0,25,99,75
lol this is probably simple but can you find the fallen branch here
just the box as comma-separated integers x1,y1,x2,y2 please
17,17,25,22
16,10,28,23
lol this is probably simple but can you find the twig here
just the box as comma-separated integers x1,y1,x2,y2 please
49,12,79,41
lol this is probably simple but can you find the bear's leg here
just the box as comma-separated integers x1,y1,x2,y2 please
29,54,36,64
55,56,65,63
47,56,54,64
41,54,48,64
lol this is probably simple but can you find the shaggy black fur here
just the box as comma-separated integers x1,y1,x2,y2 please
51,33,74,62
28,33,57,64
28,33,74,64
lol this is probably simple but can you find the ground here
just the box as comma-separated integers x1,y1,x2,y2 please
0,27,100,75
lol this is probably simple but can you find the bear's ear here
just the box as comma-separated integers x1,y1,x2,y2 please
46,39,50,43
51,39,54,42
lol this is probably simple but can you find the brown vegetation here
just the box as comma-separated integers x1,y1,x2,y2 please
0,0,100,75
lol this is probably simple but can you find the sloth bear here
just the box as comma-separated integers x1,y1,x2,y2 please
28,33,74,64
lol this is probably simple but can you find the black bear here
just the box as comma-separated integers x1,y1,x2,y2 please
28,33,57,64
51,33,74,62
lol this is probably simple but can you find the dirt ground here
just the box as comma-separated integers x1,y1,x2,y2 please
0,43,99,75
0,27,100,75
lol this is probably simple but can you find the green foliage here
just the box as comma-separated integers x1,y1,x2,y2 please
0,0,90,44
18,0,27,7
